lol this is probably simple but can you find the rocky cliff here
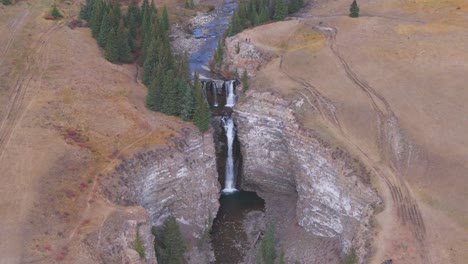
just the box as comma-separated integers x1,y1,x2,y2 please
100,127,220,237
234,91,380,261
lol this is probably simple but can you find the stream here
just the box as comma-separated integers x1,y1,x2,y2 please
188,2,266,262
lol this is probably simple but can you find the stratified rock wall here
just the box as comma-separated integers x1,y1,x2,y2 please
235,91,380,256
101,127,220,234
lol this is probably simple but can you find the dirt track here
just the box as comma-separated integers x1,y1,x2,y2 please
237,0,468,262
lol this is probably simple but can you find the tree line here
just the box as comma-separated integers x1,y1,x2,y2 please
80,0,210,132
227,0,304,36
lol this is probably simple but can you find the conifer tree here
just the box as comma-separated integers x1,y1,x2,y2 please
143,39,159,85
117,21,133,63
193,73,210,132
349,0,359,18
90,1,105,38
79,0,93,20
257,224,276,264
288,0,302,14
146,74,162,111
161,70,179,115
273,0,287,21
259,5,270,24
161,6,170,32
154,216,186,264
51,3,62,19
98,12,111,48
241,70,249,91
104,29,119,63
180,82,194,121
2,0,12,5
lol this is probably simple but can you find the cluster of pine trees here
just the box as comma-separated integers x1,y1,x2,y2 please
80,0,211,132
153,216,186,264
227,0,304,36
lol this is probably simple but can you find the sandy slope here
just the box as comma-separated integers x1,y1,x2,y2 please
237,0,468,263
0,1,193,262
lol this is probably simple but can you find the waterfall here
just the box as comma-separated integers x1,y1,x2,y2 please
225,80,236,107
213,84,218,107
222,116,238,193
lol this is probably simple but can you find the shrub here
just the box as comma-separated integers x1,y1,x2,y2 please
344,248,357,264
133,225,146,258
2,0,12,5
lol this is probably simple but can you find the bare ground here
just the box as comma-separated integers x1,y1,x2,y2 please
237,0,468,263
0,0,198,262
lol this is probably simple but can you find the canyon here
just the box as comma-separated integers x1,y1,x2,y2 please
0,0,466,263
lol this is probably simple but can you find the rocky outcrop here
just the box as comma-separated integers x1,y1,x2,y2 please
85,207,157,264
223,36,272,77
100,127,220,235
234,91,380,260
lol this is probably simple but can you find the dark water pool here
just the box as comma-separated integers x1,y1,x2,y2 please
211,191,265,264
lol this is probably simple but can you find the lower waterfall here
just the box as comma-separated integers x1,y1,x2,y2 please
222,116,237,193
202,79,265,263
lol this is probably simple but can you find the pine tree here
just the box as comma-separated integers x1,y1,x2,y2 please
90,1,105,38
180,83,194,121
146,74,162,111
79,0,93,20
161,6,170,32
161,70,179,115
51,3,62,19
117,20,133,63
154,216,186,264
273,0,287,21
241,70,249,91
193,73,210,132
259,5,270,24
257,224,276,264
2,0,12,5
98,12,111,48
104,29,119,63
143,39,159,85
349,0,359,18
288,0,302,14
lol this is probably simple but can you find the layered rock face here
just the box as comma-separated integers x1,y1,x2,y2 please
235,91,380,256
100,127,220,234
85,207,157,264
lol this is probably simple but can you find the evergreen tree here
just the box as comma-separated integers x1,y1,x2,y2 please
90,1,105,38
143,39,159,85
104,29,119,63
257,224,276,264
227,11,242,36
51,3,62,18
288,0,302,14
349,0,359,17
117,21,133,63
161,6,170,32
146,74,162,111
193,73,210,132
259,5,270,24
241,70,249,91
161,70,179,115
3,0,12,5
273,0,287,21
213,38,224,66
79,0,93,20
97,12,111,48
180,83,194,121
154,216,186,264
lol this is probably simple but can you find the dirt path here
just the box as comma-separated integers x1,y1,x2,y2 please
0,20,64,160
0,8,30,67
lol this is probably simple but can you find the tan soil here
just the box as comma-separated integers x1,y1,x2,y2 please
0,0,198,262
237,0,468,263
